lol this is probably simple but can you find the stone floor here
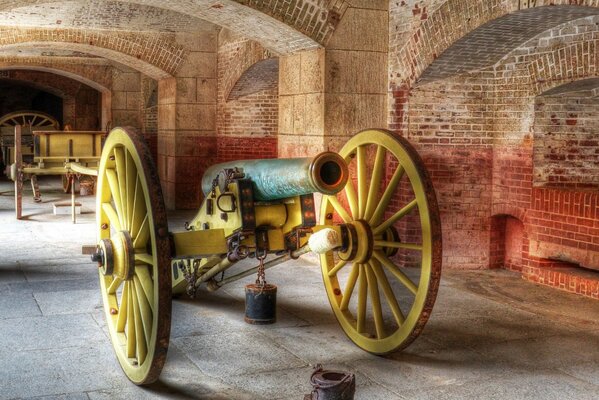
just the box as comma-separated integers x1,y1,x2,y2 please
1,177,599,400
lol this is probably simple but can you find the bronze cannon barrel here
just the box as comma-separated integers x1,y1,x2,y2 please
201,152,349,201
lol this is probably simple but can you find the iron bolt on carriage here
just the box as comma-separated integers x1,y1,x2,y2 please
90,127,442,384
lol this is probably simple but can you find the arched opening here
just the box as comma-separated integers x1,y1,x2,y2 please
0,80,63,126
216,32,279,163
491,215,525,271
391,5,599,277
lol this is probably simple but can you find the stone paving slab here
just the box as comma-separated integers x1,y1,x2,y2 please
2,178,599,399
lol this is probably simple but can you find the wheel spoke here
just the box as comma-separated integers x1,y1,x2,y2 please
125,150,137,231
131,282,147,365
357,145,367,219
101,202,122,232
126,283,136,358
365,264,385,339
130,177,145,239
134,276,153,346
135,264,154,313
369,165,405,226
134,252,154,266
327,260,348,277
374,241,423,251
357,264,368,334
327,196,352,223
373,199,418,236
364,145,386,222
106,169,125,227
370,260,405,326
340,263,360,311
114,147,128,229
133,215,150,249
344,179,358,219
116,281,129,332
108,276,123,295
373,250,418,295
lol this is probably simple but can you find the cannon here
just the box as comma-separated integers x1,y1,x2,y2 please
92,127,442,385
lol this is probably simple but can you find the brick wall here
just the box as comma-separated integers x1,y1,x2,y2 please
402,77,495,269
216,31,278,163
388,5,599,274
534,92,599,190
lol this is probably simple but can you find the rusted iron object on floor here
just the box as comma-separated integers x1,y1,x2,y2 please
304,365,355,400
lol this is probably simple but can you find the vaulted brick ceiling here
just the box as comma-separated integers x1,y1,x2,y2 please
0,0,338,55
420,5,599,83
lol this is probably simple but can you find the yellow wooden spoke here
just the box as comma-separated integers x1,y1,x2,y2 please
130,177,145,239
373,250,418,295
369,165,405,226
101,202,122,232
327,260,348,277
108,276,123,295
134,276,153,346
340,263,360,311
116,281,129,333
365,264,385,339
364,145,386,222
114,147,128,229
357,145,368,219
374,241,423,251
125,150,137,231
357,264,368,334
134,252,154,266
133,215,149,249
344,179,358,219
131,283,147,365
370,260,405,325
126,284,136,358
327,196,352,223
135,264,154,313
373,199,418,236
106,169,125,226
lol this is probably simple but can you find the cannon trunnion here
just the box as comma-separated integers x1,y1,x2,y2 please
93,127,442,385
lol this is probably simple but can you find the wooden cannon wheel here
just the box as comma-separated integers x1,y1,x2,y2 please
319,129,442,354
0,110,59,129
96,127,171,385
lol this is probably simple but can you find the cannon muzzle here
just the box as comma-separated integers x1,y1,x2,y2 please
201,152,349,201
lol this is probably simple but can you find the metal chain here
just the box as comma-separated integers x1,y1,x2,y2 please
255,253,267,287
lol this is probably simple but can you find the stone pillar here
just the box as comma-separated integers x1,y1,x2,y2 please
157,31,218,210
111,68,142,130
278,3,388,156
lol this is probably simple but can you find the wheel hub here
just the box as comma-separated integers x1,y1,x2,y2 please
338,220,373,263
96,231,135,280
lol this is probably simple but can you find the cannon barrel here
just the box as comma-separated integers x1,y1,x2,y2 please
201,152,349,201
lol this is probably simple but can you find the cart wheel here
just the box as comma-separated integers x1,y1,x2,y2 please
319,129,442,354
96,127,171,384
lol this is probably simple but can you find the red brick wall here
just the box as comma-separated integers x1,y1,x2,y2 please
216,30,278,163
534,93,599,190
399,77,494,269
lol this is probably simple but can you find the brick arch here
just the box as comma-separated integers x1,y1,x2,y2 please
527,40,599,96
492,205,528,225
0,0,346,54
0,65,110,94
392,0,599,87
0,27,183,78
0,70,85,99
227,58,278,101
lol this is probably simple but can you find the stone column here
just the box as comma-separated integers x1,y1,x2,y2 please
157,31,218,210
278,3,388,156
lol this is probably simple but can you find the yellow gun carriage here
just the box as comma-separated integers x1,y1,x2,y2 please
7,121,106,220
90,127,442,385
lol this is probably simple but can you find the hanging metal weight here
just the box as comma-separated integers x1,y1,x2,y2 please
244,229,277,325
